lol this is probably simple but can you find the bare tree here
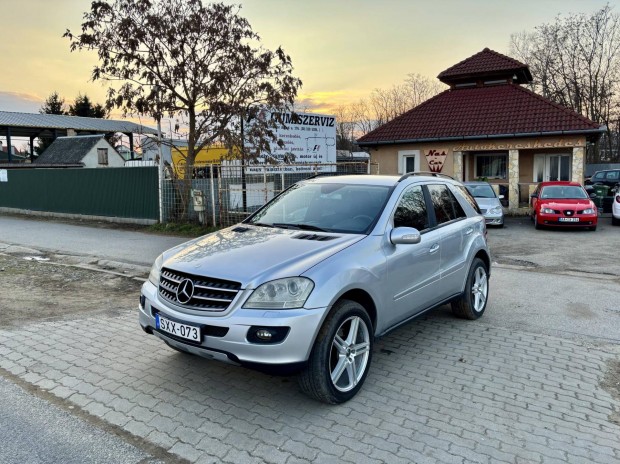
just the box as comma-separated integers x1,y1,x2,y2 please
348,73,444,140
65,0,302,217
510,5,620,162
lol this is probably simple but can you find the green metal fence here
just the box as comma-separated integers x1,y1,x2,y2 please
0,167,158,220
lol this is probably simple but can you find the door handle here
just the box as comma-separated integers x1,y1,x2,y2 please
465,228,474,235
429,243,439,253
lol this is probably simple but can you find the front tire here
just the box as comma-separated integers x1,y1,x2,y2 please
298,300,373,404
613,216,619,226
451,258,489,320
534,214,542,230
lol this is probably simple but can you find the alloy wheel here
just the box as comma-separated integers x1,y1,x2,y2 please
329,316,371,392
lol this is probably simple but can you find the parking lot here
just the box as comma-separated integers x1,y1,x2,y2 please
1,215,619,463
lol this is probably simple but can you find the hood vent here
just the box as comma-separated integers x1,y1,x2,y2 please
232,226,250,233
293,233,339,241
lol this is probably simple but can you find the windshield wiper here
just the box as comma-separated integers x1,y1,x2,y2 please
272,223,328,232
251,222,274,228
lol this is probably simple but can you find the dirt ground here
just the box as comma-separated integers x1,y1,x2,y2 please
0,252,142,328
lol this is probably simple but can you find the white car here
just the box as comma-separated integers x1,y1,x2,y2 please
613,185,620,226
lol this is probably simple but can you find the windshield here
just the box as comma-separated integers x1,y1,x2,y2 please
465,184,496,198
246,182,391,234
540,185,588,199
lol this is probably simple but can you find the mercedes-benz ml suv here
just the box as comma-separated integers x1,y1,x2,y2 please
140,173,491,403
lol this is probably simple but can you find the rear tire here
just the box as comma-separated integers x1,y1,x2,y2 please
298,300,373,404
451,258,489,320
613,216,619,226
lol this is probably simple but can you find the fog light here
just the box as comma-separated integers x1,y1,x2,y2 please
256,329,273,341
247,326,290,344
140,294,146,309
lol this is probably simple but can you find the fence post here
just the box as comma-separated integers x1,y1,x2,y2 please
210,163,217,227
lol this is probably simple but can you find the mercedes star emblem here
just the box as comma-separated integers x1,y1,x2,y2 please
176,278,195,304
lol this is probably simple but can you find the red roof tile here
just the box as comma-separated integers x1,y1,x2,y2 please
357,83,602,145
438,48,532,84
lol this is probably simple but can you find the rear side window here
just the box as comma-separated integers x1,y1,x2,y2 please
427,184,467,225
393,185,429,231
455,185,481,214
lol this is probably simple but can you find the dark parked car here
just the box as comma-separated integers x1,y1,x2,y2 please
585,169,620,190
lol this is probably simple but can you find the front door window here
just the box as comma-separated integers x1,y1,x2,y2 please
547,155,571,181
533,154,571,182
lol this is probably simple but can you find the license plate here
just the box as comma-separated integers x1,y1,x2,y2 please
155,314,201,342
559,217,579,222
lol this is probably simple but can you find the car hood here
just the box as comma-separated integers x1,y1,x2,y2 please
162,225,365,288
539,199,594,209
474,197,501,210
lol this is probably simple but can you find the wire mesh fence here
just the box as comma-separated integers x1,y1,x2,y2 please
161,161,379,227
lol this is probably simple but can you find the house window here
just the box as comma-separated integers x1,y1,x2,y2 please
97,148,109,165
475,153,506,179
397,150,420,174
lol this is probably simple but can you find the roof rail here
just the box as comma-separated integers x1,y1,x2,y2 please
397,171,455,182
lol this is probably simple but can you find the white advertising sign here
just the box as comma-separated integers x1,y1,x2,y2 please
247,111,337,174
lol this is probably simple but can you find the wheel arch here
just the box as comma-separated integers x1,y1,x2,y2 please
474,249,491,277
333,289,378,333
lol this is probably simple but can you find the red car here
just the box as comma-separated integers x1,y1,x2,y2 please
530,181,598,231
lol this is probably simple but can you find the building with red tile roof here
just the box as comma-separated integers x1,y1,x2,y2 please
357,48,604,210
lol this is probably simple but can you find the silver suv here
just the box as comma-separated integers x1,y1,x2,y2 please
140,173,491,403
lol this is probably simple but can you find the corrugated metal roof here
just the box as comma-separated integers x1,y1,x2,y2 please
0,111,157,134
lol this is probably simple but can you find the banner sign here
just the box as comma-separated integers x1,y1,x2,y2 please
247,111,337,173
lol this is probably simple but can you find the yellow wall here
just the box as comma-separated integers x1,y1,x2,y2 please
172,146,240,177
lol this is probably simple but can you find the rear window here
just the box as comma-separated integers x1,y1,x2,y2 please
427,184,467,225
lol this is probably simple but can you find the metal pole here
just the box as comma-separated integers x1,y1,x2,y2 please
210,163,217,227
157,116,164,223
240,114,247,212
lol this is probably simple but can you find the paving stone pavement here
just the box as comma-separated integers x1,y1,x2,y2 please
1,309,619,464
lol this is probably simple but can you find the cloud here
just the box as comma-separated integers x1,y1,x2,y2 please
0,91,43,113
295,91,355,114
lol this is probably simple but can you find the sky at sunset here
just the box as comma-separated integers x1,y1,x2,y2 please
0,0,615,136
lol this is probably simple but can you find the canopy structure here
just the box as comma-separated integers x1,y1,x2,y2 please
0,111,158,162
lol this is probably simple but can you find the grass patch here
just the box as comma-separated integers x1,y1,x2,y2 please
148,223,220,237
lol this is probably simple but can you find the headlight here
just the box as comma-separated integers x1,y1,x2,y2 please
148,254,164,286
541,208,555,214
582,208,595,214
244,277,314,309
488,206,503,214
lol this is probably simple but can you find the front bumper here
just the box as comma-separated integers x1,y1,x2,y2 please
538,213,598,227
139,281,328,366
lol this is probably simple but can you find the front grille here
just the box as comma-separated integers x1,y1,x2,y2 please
159,268,241,311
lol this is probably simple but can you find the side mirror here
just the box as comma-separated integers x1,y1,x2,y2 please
390,227,421,245
498,194,504,200
530,193,538,198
